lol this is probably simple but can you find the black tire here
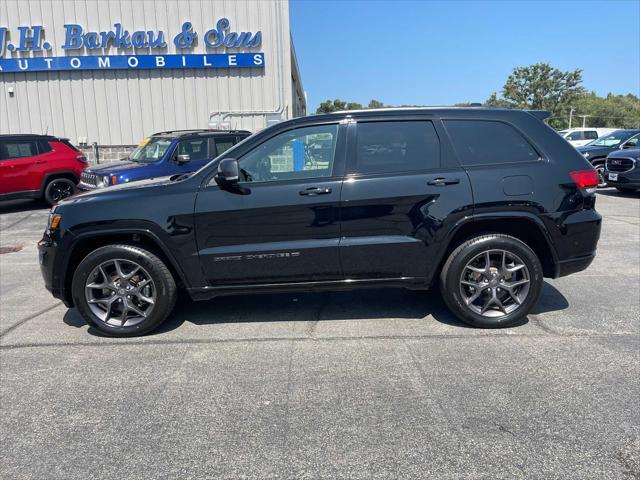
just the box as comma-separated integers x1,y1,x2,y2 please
593,162,607,188
44,177,76,205
439,234,543,328
72,244,177,337
616,187,638,193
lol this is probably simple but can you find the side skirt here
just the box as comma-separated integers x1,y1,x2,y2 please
187,277,428,301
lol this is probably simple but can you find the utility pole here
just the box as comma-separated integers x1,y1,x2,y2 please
569,106,576,129
579,115,590,128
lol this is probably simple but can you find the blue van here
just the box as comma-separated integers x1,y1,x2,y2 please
78,129,251,190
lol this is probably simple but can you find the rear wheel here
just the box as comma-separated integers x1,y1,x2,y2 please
440,234,543,328
44,178,75,205
72,244,177,337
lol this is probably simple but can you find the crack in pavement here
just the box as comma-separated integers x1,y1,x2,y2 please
1,331,636,351
0,302,63,338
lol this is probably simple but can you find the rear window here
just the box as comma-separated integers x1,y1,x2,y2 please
444,120,540,166
354,121,440,174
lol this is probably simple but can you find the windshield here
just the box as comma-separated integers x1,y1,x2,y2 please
129,137,172,163
585,130,630,147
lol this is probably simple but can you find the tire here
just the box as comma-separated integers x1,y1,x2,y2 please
616,187,638,193
593,162,607,188
72,244,177,337
439,234,544,328
44,177,76,205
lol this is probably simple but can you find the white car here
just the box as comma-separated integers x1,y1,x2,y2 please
557,128,618,147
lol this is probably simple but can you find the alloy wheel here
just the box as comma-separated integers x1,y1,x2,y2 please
595,165,608,188
459,249,531,318
85,259,156,327
50,180,74,202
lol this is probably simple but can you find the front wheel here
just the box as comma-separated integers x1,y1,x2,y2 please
439,234,544,328
594,163,608,188
72,244,177,337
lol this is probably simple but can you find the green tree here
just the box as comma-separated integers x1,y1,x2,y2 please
316,99,362,114
487,63,584,128
368,99,384,109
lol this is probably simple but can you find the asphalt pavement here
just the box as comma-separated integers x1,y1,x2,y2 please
0,191,638,479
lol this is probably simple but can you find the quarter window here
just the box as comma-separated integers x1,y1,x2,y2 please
585,131,598,140
444,120,540,166
354,121,440,174
239,124,338,182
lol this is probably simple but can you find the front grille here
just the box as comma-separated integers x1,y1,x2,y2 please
606,157,635,173
79,171,98,188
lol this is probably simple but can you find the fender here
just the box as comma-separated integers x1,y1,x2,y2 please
60,223,195,302
426,211,560,285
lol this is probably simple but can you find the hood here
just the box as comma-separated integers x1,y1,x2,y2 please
576,144,614,154
86,159,150,175
608,148,640,159
60,175,178,206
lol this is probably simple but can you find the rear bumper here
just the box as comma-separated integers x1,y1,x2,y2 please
544,207,602,278
556,253,596,278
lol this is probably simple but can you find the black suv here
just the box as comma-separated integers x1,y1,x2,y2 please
39,108,602,336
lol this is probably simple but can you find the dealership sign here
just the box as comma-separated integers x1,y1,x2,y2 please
0,19,264,73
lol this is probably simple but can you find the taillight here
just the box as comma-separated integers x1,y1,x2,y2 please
570,169,598,188
75,154,88,163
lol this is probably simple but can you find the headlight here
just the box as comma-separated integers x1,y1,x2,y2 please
98,175,110,187
47,207,62,231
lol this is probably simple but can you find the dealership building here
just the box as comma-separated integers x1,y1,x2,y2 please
0,0,306,161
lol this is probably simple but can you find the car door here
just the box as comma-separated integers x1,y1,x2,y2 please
194,122,346,285
339,117,473,280
0,138,42,194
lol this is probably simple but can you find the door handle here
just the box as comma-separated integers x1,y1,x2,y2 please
299,187,332,196
427,177,460,186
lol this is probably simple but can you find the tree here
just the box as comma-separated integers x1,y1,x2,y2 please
368,99,384,109
316,99,362,114
487,63,584,128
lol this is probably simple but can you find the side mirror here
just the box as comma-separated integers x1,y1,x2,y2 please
216,158,240,185
176,154,191,164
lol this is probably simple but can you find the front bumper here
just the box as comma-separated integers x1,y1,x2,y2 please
604,170,640,188
38,234,73,307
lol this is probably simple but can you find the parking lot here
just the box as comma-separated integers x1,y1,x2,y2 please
0,190,638,479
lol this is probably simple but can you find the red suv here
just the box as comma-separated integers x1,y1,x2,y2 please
0,134,87,205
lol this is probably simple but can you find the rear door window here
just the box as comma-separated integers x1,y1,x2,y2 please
584,131,598,140
211,137,236,157
444,120,540,166
177,138,209,161
353,121,440,174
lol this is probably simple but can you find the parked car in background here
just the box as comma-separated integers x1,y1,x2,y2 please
0,134,86,205
78,130,251,190
557,128,617,147
605,147,640,193
576,130,640,187
39,107,602,337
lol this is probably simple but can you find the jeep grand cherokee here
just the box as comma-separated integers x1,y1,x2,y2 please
39,108,601,336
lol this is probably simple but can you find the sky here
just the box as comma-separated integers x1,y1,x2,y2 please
289,0,640,112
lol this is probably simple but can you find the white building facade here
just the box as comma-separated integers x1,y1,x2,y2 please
0,0,305,159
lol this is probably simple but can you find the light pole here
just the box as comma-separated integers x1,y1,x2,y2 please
579,115,590,128
569,107,576,129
